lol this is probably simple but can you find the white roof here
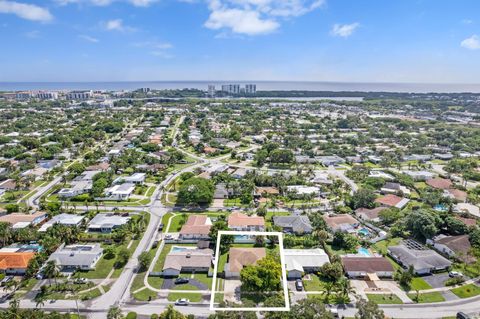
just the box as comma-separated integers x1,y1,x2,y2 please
39,213,85,232
286,185,320,195
284,249,330,272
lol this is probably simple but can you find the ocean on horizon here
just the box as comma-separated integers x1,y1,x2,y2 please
1,81,480,93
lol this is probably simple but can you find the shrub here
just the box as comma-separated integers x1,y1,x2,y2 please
445,277,465,286
126,312,137,319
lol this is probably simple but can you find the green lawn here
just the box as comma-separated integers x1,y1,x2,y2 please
366,294,403,304
133,288,157,301
167,292,203,302
161,212,173,230
409,277,433,291
172,283,200,291
407,292,445,303
217,251,228,273
193,273,213,289
451,284,480,298
372,237,402,255
169,213,189,232
303,275,327,292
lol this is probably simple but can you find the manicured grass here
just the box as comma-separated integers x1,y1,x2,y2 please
366,294,403,304
407,292,445,303
303,275,327,292
169,213,188,232
372,237,402,255
193,273,213,289
410,277,433,291
133,288,157,301
167,292,203,302
147,276,164,289
214,293,224,303
451,283,480,298
78,288,102,300
161,212,173,230
217,251,228,273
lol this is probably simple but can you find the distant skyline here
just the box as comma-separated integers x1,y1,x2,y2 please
1,0,480,83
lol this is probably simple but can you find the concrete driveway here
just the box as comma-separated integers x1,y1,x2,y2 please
223,279,241,303
422,273,450,288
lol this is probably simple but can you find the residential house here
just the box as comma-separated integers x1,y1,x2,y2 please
341,256,394,278
85,162,110,171
0,212,47,229
254,186,280,198
284,249,330,279
224,247,266,278
402,170,436,181
162,248,213,277
427,234,475,263
112,173,146,185
369,171,395,180
0,179,16,191
87,213,130,233
227,212,265,231
39,213,85,232
48,243,103,271
286,185,320,197
58,180,93,198
273,215,313,234
323,214,360,233
179,215,212,240
426,178,453,190
355,207,387,223
0,250,35,275
388,241,452,275
375,194,410,209
380,182,411,196
104,183,135,200
316,155,345,166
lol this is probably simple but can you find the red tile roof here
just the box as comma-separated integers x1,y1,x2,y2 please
426,178,453,190
0,252,35,270
179,215,212,235
228,212,265,228
375,194,403,207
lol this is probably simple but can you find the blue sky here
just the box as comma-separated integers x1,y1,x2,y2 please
0,0,479,82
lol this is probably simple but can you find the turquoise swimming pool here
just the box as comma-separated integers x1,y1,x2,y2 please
357,247,371,256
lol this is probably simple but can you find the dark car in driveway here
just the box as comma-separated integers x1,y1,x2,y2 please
295,279,303,291
175,277,189,284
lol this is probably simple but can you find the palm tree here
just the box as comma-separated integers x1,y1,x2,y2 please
43,260,60,286
321,281,335,303
0,222,12,247
337,277,355,304
107,306,123,319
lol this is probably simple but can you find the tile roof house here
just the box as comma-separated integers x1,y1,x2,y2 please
228,212,265,231
225,247,266,278
0,212,47,229
162,248,213,277
444,189,468,202
48,244,103,271
179,215,212,240
273,215,313,234
388,241,452,275
455,216,477,227
323,214,360,233
426,178,453,190
254,186,280,197
355,207,387,222
284,249,330,279
0,179,16,191
85,162,110,171
341,256,394,278
427,234,475,263
0,251,35,275
375,194,410,209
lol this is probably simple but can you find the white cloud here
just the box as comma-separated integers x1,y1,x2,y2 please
203,0,324,36
103,18,135,32
461,35,480,50
79,34,99,43
331,22,360,38
205,8,279,35
0,0,53,22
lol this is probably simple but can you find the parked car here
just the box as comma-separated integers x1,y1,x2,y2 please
175,298,189,306
456,312,471,319
158,223,164,231
449,271,463,278
295,279,303,291
74,278,89,284
0,276,13,287
175,277,189,284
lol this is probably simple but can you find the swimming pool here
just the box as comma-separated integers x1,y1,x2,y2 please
434,204,448,212
358,228,370,236
357,247,371,257
170,246,196,253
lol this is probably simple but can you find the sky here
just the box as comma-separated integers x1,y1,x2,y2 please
0,0,479,83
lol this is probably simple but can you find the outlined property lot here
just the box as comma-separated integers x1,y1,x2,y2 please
209,230,290,312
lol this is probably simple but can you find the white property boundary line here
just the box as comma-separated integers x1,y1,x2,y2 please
209,230,290,312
